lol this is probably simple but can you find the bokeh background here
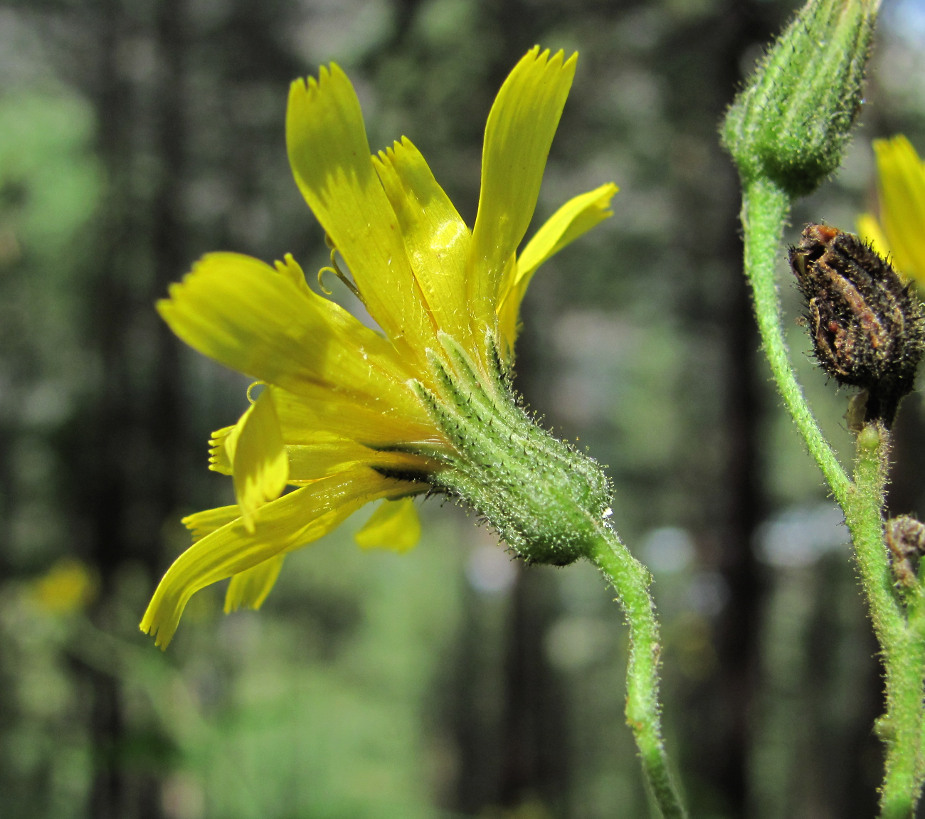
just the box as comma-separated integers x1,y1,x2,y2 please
2,0,925,816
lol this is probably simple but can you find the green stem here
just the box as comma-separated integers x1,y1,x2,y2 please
740,176,851,505
588,521,687,819
910,585,925,782
739,176,925,816
847,425,902,660
849,425,925,817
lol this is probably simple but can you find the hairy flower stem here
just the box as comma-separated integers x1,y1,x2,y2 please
851,425,925,817
588,523,687,819
740,176,925,816
741,177,851,502
418,334,688,816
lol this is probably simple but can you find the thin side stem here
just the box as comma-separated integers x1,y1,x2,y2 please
740,176,851,504
849,425,925,817
847,425,903,653
588,521,687,819
909,585,925,789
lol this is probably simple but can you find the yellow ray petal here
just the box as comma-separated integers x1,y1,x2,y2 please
286,435,436,485
141,469,413,648
856,212,891,261
183,505,241,543
498,182,618,358
373,138,472,345
271,384,444,452
286,66,436,355
354,497,422,552
468,47,577,336
285,434,372,480
515,183,619,282
158,252,415,411
224,387,289,532
224,554,285,613
873,136,925,282
208,425,234,474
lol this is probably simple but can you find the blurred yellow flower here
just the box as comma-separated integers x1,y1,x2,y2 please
31,559,97,614
141,47,617,648
858,135,925,285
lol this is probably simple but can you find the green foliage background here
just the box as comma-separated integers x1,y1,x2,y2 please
1,0,924,816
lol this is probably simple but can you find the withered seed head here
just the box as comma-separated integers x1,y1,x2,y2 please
789,224,925,425
885,515,925,588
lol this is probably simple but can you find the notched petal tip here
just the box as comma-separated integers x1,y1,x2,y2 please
273,253,314,296
288,62,344,101
208,425,234,474
520,44,577,74
140,595,182,650
374,138,405,165
139,619,168,650
183,505,240,543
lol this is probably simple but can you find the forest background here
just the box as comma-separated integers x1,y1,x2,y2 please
1,0,924,816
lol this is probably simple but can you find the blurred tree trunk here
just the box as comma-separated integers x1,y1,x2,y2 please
149,0,186,503
444,561,571,815
80,0,187,815
497,569,571,812
442,561,510,813
712,14,767,809
668,3,773,814
85,2,136,813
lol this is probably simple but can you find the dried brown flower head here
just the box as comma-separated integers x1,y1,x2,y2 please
789,223,925,425
886,515,925,588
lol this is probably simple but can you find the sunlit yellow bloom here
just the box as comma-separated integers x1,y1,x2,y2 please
858,135,925,285
141,47,617,648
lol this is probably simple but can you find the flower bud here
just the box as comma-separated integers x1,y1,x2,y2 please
722,0,878,197
789,224,925,425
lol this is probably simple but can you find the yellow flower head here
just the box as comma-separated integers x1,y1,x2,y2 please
142,47,618,648
858,135,925,285
30,558,98,614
